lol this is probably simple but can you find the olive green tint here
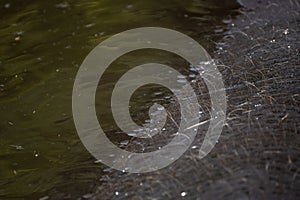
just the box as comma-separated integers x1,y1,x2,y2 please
0,0,238,198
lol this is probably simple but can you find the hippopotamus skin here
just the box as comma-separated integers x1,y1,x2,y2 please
90,0,300,199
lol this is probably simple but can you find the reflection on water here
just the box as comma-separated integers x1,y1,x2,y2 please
0,0,239,198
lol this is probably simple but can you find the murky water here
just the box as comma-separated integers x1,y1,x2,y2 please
0,0,240,198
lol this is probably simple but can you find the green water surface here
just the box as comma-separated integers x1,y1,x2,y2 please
0,0,239,198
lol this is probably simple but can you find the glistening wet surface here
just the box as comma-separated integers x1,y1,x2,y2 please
0,0,240,198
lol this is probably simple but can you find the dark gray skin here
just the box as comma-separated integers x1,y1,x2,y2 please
90,0,300,199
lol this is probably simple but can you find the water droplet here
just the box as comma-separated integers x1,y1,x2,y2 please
222,19,232,24
85,23,95,28
39,196,49,200
189,74,196,78
154,91,162,95
120,140,129,146
189,67,197,72
157,106,165,111
10,145,24,150
14,36,21,41
214,29,224,33
181,191,187,197
55,2,70,9
82,194,93,199
199,61,210,65
177,79,187,83
14,30,24,36
177,75,186,79
34,152,39,157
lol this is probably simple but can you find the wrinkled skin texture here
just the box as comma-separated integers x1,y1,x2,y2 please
93,0,299,199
